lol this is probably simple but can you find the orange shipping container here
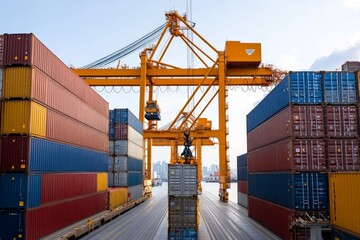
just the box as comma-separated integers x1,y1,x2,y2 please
108,187,128,210
1,100,46,137
329,172,360,237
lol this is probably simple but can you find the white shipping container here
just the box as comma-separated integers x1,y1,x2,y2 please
114,140,143,159
109,141,114,155
128,184,143,200
238,192,248,208
127,125,143,147
108,156,114,172
114,172,128,186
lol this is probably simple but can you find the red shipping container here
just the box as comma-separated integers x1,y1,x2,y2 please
237,180,248,194
41,173,97,204
0,136,29,171
27,191,107,240
247,105,324,151
0,35,4,67
248,138,326,172
46,109,108,152
114,123,128,140
327,139,360,171
248,196,293,240
3,33,108,118
326,106,358,138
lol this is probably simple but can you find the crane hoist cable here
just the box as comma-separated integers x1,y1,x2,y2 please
82,23,167,69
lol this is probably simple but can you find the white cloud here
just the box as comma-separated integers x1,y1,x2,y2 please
342,0,360,9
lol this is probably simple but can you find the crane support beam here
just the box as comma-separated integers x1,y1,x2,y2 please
72,67,272,78
82,77,271,86
143,129,220,139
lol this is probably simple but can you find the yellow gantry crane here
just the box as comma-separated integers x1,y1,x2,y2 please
73,11,283,202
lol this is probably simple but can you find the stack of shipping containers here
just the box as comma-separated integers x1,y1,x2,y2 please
168,164,198,240
327,70,360,239
246,71,358,240
108,109,144,202
0,33,109,239
237,153,248,208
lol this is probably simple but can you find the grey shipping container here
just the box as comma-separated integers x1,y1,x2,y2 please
168,164,197,196
128,184,143,200
168,197,198,228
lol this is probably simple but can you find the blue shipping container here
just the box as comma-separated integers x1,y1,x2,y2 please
113,109,143,134
108,156,143,172
246,72,323,133
0,210,25,240
237,154,247,168
28,138,107,172
323,72,357,104
248,172,328,210
168,228,197,240
0,174,41,208
237,167,248,181
333,228,360,240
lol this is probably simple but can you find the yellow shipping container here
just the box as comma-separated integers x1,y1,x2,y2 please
1,100,46,136
329,172,360,236
108,187,128,210
97,173,108,192
3,67,32,98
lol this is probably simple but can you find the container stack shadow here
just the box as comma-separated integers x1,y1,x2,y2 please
0,33,109,240
246,71,359,240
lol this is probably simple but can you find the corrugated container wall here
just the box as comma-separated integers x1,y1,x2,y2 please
0,136,107,172
3,33,108,117
128,184,143,200
329,172,360,237
168,164,198,197
247,71,357,133
323,72,357,104
0,35,3,67
168,197,198,229
249,196,293,240
110,109,143,134
247,105,324,151
248,172,328,210
97,173,108,192
1,100,46,136
326,106,358,138
108,187,128,210
248,138,326,172
327,139,360,171
0,192,107,240
108,156,143,172
2,67,108,134
247,72,323,132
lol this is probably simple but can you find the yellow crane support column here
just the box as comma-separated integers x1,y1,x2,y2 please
218,51,229,202
196,139,202,194
170,140,178,164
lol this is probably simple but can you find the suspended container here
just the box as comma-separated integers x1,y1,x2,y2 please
248,138,326,172
247,72,323,133
247,105,324,151
248,172,328,210
0,136,107,172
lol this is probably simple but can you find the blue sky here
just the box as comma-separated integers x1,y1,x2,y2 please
2,1,360,169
